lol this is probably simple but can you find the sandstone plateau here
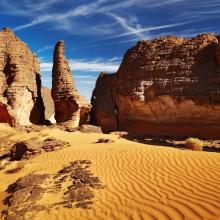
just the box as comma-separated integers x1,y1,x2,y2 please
91,33,220,139
0,28,44,126
52,40,91,128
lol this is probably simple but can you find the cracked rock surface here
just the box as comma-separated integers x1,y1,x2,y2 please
2,160,103,220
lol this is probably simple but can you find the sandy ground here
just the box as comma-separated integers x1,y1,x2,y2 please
0,124,220,220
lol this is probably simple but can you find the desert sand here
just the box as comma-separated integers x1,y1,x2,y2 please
0,124,220,220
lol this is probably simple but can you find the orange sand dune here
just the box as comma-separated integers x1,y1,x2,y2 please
0,124,220,220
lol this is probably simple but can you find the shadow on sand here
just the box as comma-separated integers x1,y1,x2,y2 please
120,133,220,153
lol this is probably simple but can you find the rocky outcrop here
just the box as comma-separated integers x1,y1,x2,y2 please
2,160,103,220
10,138,70,160
2,173,51,220
52,40,91,128
91,33,220,139
0,27,44,126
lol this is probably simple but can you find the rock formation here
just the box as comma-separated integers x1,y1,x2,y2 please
0,27,44,126
2,160,103,220
10,138,70,160
52,40,91,128
91,33,220,139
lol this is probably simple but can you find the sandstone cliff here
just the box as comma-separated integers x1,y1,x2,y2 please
91,33,220,139
0,27,44,126
51,40,91,127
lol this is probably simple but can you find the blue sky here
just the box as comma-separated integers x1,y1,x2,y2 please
1,0,220,100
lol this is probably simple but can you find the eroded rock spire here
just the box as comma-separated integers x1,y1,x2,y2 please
51,40,91,128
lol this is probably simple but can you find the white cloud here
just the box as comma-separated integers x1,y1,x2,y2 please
142,0,184,8
106,57,122,62
7,0,218,45
13,0,106,31
14,14,57,31
69,58,120,72
74,75,97,79
0,0,61,16
97,0,184,13
40,57,121,73
106,13,190,39
12,0,185,34
37,46,53,53
107,13,146,39
77,80,96,85
40,63,53,72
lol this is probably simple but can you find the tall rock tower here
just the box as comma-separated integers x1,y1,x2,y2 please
51,40,91,128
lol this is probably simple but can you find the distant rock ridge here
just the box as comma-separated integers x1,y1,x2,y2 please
91,33,220,139
51,40,91,128
0,27,45,126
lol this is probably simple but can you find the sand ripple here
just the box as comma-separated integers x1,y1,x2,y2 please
0,128,220,220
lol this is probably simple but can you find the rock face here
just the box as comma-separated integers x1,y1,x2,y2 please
52,40,91,127
91,33,220,139
0,27,44,126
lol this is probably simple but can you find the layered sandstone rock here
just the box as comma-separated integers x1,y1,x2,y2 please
0,27,44,126
52,40,91,127
91,33,220,138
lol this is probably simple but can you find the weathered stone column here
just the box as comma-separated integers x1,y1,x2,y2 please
51,40,91,128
